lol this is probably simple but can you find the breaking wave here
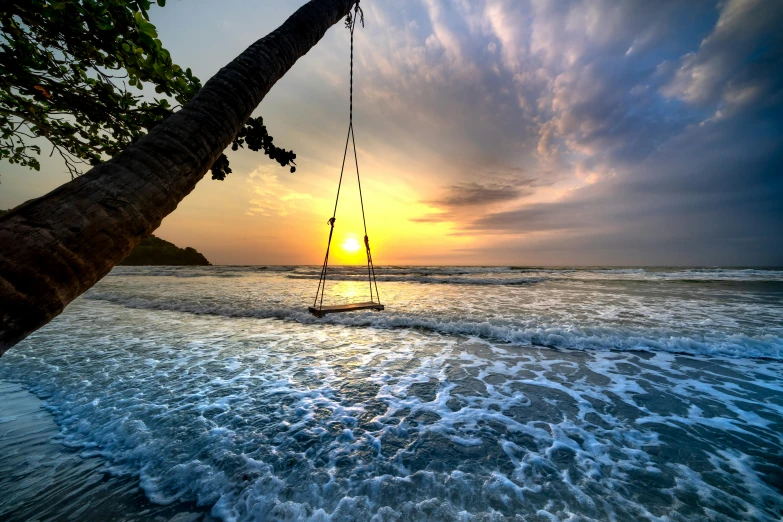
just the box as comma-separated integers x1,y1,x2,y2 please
84,291,783,360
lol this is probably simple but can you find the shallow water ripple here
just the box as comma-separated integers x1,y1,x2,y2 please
1,293,782,521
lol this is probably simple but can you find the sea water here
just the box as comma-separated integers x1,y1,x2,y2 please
0,266,781,521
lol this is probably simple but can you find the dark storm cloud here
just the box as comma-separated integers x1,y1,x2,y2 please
413,173,541,223
411,181,530,223
9,0,780,265
254,0,783,264
363,0,782,264
470,201,590,234
661,0,783,109
429,181,532,207
469,108,783,263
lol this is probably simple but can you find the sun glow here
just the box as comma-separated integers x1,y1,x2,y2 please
342,236,361,253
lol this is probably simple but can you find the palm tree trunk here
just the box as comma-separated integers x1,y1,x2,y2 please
0,0,357,355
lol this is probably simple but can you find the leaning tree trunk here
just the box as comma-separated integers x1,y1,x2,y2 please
0,0,357,354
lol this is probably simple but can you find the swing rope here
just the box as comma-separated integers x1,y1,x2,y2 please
313,2,380,311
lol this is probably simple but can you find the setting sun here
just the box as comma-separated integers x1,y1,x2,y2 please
342,236,361,253
1,1,781,520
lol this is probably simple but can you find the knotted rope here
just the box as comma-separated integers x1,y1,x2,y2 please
313,2,380,310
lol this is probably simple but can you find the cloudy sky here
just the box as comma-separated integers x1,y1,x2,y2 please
2,0,782,265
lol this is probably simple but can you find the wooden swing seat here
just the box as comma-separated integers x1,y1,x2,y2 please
310,13,382,320
309,301,384,318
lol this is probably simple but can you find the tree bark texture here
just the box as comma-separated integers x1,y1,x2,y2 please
0,0,357,354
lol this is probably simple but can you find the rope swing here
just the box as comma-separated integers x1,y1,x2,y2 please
309,2,383,318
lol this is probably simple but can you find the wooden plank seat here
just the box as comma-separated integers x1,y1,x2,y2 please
308,301,384,318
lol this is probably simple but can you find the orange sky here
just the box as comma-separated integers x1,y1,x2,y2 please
152,153,483,266
2,0,781,267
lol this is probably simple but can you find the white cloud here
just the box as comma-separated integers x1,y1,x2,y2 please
277,0,783,263
245,166,312,217
662,0,782,106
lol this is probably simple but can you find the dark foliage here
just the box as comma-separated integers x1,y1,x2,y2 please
213,116,296,180
1,0,295,179
119,234,210,265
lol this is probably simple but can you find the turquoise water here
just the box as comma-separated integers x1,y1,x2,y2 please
1,266,782,521
0,381,211,521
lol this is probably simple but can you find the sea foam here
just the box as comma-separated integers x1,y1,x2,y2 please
1,266,782,521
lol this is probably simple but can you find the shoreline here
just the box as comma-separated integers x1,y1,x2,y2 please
1,264,780,520
0,380,214,522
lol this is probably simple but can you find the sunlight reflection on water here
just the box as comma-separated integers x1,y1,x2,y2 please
0,266,782,521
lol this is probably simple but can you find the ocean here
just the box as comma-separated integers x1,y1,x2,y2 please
1,265,782,521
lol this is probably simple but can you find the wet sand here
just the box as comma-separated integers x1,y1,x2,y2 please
0,380,212,522
1,265,781,520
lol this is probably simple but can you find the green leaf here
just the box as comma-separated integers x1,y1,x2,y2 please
138,21,158,38
0,0,292,180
